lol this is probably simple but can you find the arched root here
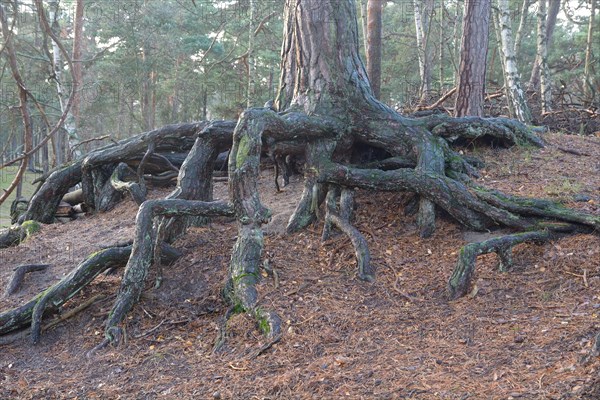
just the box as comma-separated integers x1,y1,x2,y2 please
110,162,146,205
322,187,373,281
104,199,234,343
447,230,553,300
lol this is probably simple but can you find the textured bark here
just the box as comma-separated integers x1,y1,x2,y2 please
3,0,598,350
21,162,82,224
0,246,132,339
366,0,383,99
104,200,234,342
448,230,553,299
454,0,491,117
4,264,50,297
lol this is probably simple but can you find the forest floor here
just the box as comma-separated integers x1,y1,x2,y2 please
0,132,599,399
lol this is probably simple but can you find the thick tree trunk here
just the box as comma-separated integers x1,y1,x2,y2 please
454,0,491,117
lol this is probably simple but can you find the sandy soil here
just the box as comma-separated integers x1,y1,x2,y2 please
0,132,599,399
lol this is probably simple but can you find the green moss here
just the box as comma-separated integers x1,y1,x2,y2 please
235,134,251,166
255,308,271,335
21,220,41,237
232,302,245,314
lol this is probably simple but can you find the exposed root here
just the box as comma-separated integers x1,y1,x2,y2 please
110,162,146,205
0,246,132,339
323,187,373,281
447,230,554,300
104,199,234,341
4,264,50,297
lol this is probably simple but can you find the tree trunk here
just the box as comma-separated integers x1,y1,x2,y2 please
413,0,435,106
454,0,491,117
0,4,33,208
528,0,560,91
68,0,84,159
496,0,532,123
536,0,553,113
366,0,383,99
513,0,530,57
583,0,597,106
359,0,369,55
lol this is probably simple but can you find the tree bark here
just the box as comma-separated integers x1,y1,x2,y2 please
413,0,435,105
366,0,383,99
583,0,596,106
496,0,532,123
528,0,560,91
536,0,553,113
454,0,491,117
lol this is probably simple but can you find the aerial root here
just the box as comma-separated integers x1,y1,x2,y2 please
447,230,553,300
322,187,373,281
110,162,146,205
103,199,234,341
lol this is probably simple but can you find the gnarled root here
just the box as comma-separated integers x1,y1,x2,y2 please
104,199,234,343
322,187,373,281
447,230,554,300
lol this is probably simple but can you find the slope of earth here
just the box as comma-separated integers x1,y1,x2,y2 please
0,133,599,399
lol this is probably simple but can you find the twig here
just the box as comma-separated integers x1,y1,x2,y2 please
70,135,111,151
248,334,282,360
555,145,590,156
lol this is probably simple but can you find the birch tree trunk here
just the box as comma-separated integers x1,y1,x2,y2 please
583,0,596,106
48,0,65,165
536,0,552,113
529,0,559,91
359,0,369,54
413,0,434,105
513,0,530,57
496,0,532,123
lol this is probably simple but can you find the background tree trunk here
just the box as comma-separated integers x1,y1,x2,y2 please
528,0,560,92
513,0,530,58
454,0,491,117
536,0,553,113
583,0,596,106
413,0,434,105
366,0,383,99
496,0,532,123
